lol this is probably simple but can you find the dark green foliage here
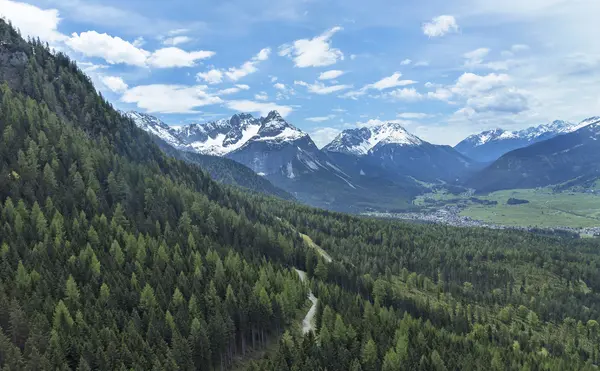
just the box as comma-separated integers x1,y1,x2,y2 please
507,198,530,205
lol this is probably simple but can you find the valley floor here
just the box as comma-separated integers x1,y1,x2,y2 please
365,187,600,236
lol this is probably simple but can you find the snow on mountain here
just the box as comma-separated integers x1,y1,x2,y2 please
567,116,600,133
453,118,600,163
127,110,312,157
323,122,423,156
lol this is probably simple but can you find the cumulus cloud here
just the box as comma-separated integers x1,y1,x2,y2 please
67,31,213,68
310,127,341,148
255,92,269,101
432,72,530,116
0,0,67,43
163,35,192,46
196,48,270,83
427,88,453,101
147,47,214,68
294,80,352,94
274,83,287,90
422,15,458,37
364,72,417,91
467,89,530,114
67,31,149,66
196,69,223,84
225,100,293,117
401,59,412,65
217,84,250,95
387,88,423,101
279,27,344,67
319,70,345,80
121,84,222,113
101,76,128,93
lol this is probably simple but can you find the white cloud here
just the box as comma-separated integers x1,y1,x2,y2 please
310,127,341,148
387,88,423,101
147,47,214,68
67,31,149,66
306,115,335,122
163,36,192,46
101,76,128,93
279,26,344,67
422,15,458,37
132,37,145,47
397,112,431,119
270,76,279,83
464,47,491,67
319,70,345,80
401,59,412,65
255,48,271,61
340,90,366,100
234,48,270,77
294,80,352,94
225,100,293,117
414,61,430,67
197,48,270,83
466,88,529,113
274,83,287,90
196,69,223,84
121,84,222,113
452,72,511,95
67,31,213,68
364,72,417,91
217,84,250,95
0,0,67,43
255,92,269,101
427,88,453,101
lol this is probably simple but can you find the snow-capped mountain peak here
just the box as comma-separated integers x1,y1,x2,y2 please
125,111,186,150
568,116,600,132
323,122,423,156
254,111,307,143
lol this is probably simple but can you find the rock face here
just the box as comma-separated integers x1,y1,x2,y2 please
454,120,581,163
468,117,600,192
324,122,475,182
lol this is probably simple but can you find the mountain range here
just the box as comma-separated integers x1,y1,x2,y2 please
128,111,481,211
130,109,600,208
469,117,600,192
454,120,588,162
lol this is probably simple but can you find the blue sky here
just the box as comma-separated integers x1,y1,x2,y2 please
2,0,600,146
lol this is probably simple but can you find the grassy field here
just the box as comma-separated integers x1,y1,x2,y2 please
416,188,600,228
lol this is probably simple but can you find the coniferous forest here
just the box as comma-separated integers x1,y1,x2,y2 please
1,19,600,370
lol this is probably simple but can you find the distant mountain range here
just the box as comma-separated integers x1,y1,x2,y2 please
469,117,600,192
453,120,592,162
127,111,477,211
128,110,600,208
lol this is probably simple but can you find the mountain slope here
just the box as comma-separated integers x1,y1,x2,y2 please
126,112,294,200
469,117,600,191
133,111,424,212
324,122,476,182
455,120,578,162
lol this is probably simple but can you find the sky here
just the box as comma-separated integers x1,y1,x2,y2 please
1,0,600,147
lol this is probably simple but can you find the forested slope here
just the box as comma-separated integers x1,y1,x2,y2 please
1,19,600,371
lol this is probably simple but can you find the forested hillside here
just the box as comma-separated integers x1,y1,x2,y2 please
1,19,600,371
